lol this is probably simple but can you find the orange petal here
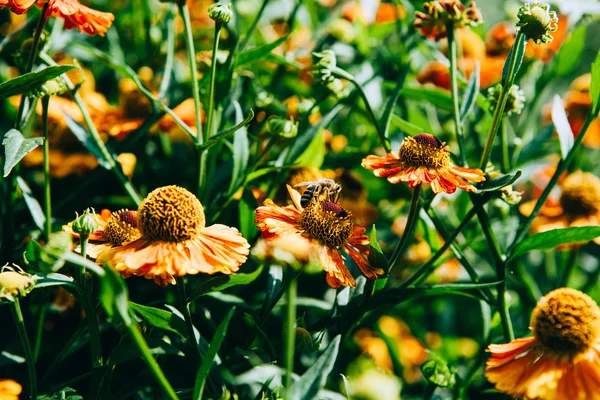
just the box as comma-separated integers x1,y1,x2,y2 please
318,245,355,288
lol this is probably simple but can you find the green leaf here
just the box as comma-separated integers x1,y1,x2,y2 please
198,109,254,151
400,87,452,110
502,34,526,85
460,62,480,122
288,335,341,400
192,308,235,400
421,356,456,388
0,65,78,99
391,114,424,136
129,302,187,338
237,35,289,66
34,273,76,290
477,170,522,192
341,374,351,400
3,129,43,177
260,264,283,317
294,129,325,168
551,95,573,159
17,176,45,232
100,268,132,325
239,191,259,240
63,114,113,170
380,77,405,140
108,337,184,366
591,50,600,116
554,25,587,77
510,227,600,260
228,101,250,194
188,265,263,302
369,226,388,293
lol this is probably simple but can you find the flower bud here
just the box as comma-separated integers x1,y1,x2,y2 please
30,77,69,97
208,2,233,24
72,208,100,237
326,78,350,99
256,92,274,108
517,2,558,44
268,117,298,139
500,186,523,206
414,0,482,41
0,264,39,302
313,50,337,83
487,83,525,116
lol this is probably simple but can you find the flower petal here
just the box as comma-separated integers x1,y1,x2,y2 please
318,245,355,288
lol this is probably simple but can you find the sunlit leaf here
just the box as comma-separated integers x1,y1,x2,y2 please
229,101,250,194
63,114,113,170
188,265,264,302
510,227,600,260
554,25,586,77
3,129,43,177
502,34,526,85
551,95,573,159
460,62,480,122
391,114,424,136
0,65,78,99
380,76,405,140
400,87,452,110
369,226,388,293
100,268,131,325
237,35,289,66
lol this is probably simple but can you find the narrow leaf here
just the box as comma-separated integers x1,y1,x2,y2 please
0,65,78,99
551,95,574,159
460,62,480,122
63,114,113,170
17,176,45,232
34,273,76,290
100,268,132,325
198,109,254,150
192,308,235,400
477,170,522,192
391,114,424,136
237,35,289,66
129,302,187,338
260,264,283,317
554,25,587,77
188,265,264,302
591,50,600,116
400,87,452,110
294,130,325,168
288,335,341,400
228,101,250,194
3,129,43,177
379,77,405,140
502,34,526,85
510,227,600,259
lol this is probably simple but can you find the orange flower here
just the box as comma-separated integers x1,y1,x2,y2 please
63,209,141,259
157,98,205,138
519,171,600,248
375,3,406,24
486,288,600,400
362,133,485,194
485,21,516,56
0,0,114,36
98,186,250,286
0,379,21,400
254,184,383,288
560,74,600,149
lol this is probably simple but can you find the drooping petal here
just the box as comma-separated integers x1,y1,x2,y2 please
345,243,383,280
255,199,303,240
318,245,355,288
0,0,36,14
190,224,250,274
45,0,114,36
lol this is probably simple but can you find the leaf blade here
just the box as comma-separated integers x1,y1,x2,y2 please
3,129,43,177
0,65,78,99
510,227,600,260
551,95,574,159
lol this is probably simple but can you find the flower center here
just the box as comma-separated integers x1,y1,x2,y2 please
559,172,600,216
398,134,451,169
137,186,206,242
531,288,600,357
299,200,352,248
104,209,141,246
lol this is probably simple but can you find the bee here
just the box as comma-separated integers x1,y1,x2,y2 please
294,178,342,208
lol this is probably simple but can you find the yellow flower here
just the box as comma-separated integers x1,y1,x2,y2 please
486,288,600,400
254,184,383,288
98,186,250,286
362,133,485,194
0,379,22,400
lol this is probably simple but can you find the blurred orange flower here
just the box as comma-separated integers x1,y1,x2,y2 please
486,288,600,400
0,379,21,400
362,133,485,194
0,0,114,36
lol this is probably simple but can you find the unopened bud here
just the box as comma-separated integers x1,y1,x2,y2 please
208,2,233,24
487,84,525,116
0,264,38,302
72,208,100,237
517,2,558,44
313,50,337,83
268,117,298,139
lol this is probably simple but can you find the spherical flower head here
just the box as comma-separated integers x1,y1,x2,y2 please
312,50,337,83
72,207,100,236
300,200,353,248
0,264,39,303
487,83,526,116
531,288,600,357
517,2,558,44
104,209,141,245
137,186,206,242
559,171,600,216
414,0,483,41
208,2,232,24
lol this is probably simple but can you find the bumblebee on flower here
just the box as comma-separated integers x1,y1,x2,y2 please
254,180,383,288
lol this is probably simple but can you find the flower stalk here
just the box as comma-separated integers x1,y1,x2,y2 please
285,276,297,390
446,23,467,165
41,95,51,239
11,299,37,400
479,32,525,170
388,184,422,270
176,277,201,362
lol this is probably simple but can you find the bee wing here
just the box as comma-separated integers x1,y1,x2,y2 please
293,181,315,188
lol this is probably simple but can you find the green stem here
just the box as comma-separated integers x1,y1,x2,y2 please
33,304,47,362
507,113,595,256
238,0,271,51
388,185,422,270
11,299,37,400
479,32,525,170
157,5,176,101
127,323,179,400
500,118,510,172
205,23,222,141
176,277,201,362
14,2,49,128
41,95,51,239
560,250,578,287
80,283,103,400
285,277,297,390
447,24,466,166
334,68,390,152
38,53,142,206
80,234,89,263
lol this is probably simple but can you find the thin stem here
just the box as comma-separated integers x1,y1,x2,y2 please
205,23,222,141
33,304,47,362
79,283,103,400
285,277,297,390
41,95,51,239
388,185,422,270
80,234,89,264
14,3,49,128
176,277,201,362
479,32,524,170
500,118,510,172
238,0,271,51
157,5,176,101
11,299,37,400
127,323,179,400
446,24,466,166
507,113,596,256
